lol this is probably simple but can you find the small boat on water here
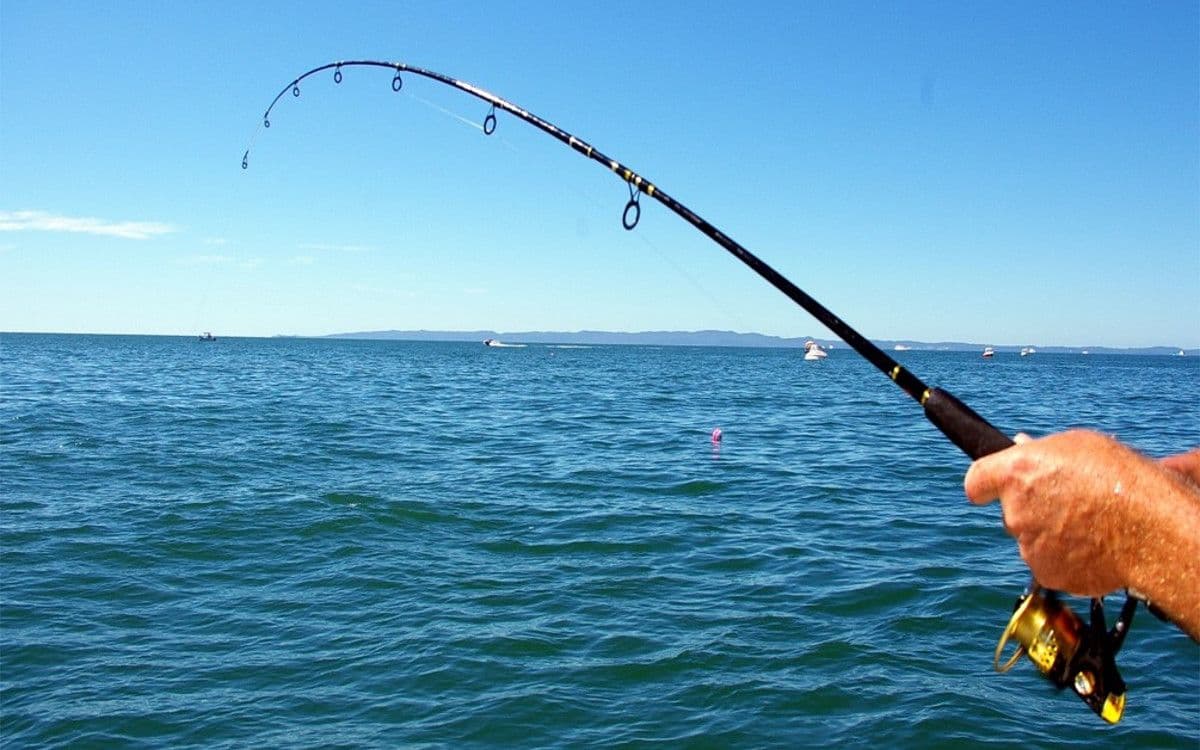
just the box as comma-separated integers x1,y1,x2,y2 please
483,338,526,348
1020,347,1035,357
982,346,995,358
199,332,216,342
803,340,828,360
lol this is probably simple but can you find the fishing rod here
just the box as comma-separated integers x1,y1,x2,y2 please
244,59,1138,723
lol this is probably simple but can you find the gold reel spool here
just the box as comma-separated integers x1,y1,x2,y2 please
993,585,1128,724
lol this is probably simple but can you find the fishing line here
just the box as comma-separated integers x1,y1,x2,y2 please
399,90,523,159
241,61,1005,451
403,89,479,133
404,79,729,324
244,59,1143,723
629,229,759,335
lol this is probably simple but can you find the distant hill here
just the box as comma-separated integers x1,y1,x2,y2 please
325,329,1194,356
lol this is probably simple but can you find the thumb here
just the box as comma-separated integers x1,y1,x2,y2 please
964,458,1000,505
964,433,1026,505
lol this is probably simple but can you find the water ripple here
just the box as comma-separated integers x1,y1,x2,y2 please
2,335,1197,748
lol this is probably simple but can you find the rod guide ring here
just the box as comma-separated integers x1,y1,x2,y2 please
622,199,640,230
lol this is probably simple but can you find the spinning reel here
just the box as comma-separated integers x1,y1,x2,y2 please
994,583,1138,723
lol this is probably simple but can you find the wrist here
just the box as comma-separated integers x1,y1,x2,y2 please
1120,467,1200,638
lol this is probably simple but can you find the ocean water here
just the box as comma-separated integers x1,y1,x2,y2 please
1,332,1197,748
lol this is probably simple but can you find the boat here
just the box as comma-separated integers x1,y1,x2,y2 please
893,344,911,351
1020,347,1035,357
803,340,828,360
982,346,995,358
482,338,526,348
1177,350,1186,357
198,332,216,342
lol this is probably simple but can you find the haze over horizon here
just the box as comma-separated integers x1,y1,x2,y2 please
2,2,1197,348
4,328,1192,355
317,327,1195,351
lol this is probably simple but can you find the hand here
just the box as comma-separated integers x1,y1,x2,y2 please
963,430,1140,596
964,430,1200,641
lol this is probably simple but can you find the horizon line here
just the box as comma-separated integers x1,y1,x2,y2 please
2,329,1195,353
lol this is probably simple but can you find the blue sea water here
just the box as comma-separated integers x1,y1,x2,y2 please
1,333,1197,748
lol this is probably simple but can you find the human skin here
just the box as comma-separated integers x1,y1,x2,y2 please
964,430,1200,641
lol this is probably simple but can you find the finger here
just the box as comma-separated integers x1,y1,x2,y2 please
964,452,1009,505
1161,448,1200,485
1014,532,1053,586
965,433,1029,504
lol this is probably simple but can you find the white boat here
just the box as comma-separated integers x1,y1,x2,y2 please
1177,350,1186,357
482,338,526,348
982,346,995,358
894,344,911,351
1020,347,1035,357
803,340,828,360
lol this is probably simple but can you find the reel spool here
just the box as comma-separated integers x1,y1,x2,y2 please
994,584,1138,723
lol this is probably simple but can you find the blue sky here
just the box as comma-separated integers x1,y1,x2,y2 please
1,1,1196,347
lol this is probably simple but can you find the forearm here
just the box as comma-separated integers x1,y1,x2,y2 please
1119,462,1200,641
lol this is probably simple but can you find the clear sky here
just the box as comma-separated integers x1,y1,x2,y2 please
1,1,1197,347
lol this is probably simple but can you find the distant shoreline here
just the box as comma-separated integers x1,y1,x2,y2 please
2,330,1193,356
321,329,1194,357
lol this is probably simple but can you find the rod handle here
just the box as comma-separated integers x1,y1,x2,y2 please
922,387,1015,460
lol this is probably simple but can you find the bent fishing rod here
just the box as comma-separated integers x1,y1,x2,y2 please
245,59,1138,723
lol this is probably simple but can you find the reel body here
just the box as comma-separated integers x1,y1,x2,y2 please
994,584,1137,723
